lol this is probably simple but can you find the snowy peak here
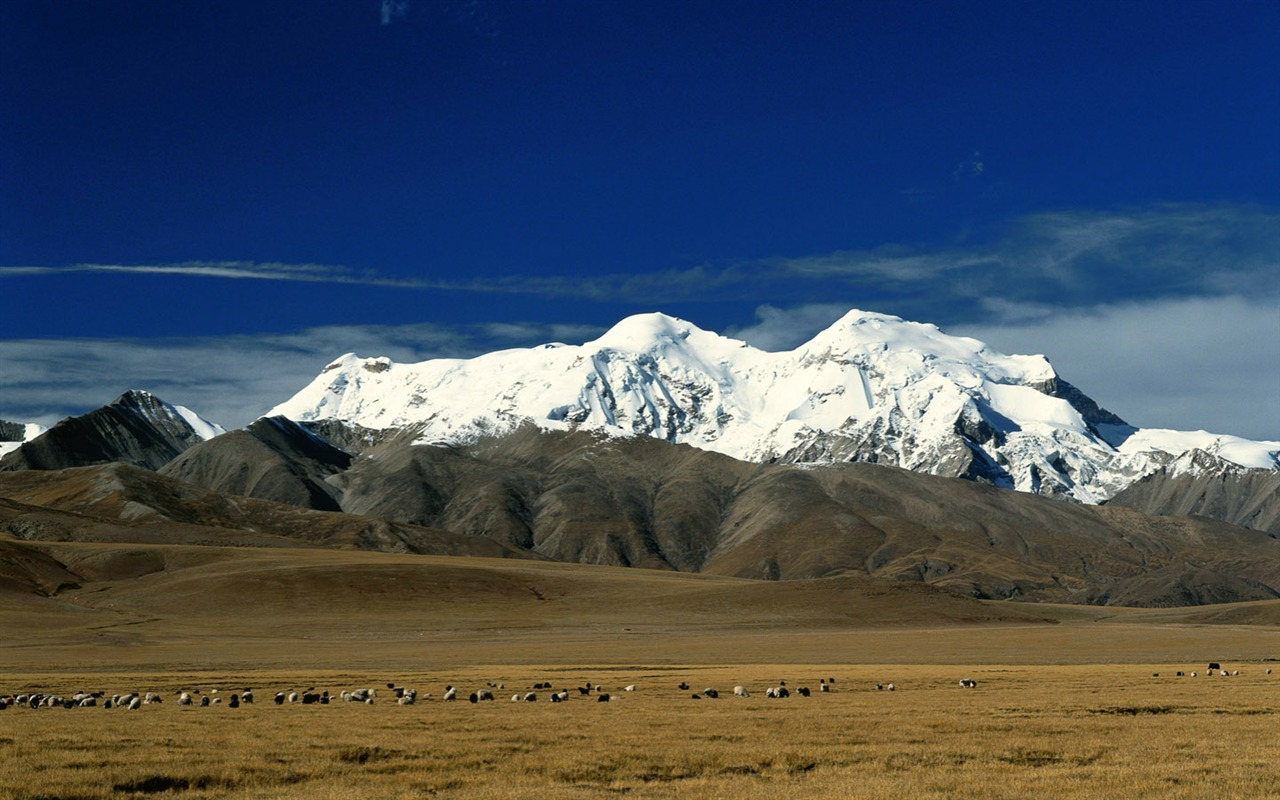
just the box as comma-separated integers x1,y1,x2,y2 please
110,389,225,442
269,309,1277,504
0,390,224,472
0,419,47,459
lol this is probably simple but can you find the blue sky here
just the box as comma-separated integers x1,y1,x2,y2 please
2,0,1277,439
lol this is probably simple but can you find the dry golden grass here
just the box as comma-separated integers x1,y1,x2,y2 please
3,664,1280,799
5,543,1280,797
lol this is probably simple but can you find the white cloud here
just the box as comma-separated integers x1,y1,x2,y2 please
953,296,1280,441
727,296,1279,441
728,304,853,351
0,261,436,288
381,0,408,25
0,320,604,430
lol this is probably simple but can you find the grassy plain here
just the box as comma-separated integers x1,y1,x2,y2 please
3,664,1280,799
3,545,1280,798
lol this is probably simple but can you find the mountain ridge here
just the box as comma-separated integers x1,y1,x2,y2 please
268,309,1278,505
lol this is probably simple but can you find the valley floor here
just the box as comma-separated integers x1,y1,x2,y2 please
3,663,1279,800
4,546,1280,798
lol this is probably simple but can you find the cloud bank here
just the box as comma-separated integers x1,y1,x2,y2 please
2,204,1274,440
0,320,603,430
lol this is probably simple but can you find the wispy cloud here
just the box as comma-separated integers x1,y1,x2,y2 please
952,295,1280,441
7,204,1274,312
0,319,605,430
380,0,408,25
0,261,437,288
724,295,1279,441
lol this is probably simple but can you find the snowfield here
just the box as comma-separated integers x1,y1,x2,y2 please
269,309,1279,503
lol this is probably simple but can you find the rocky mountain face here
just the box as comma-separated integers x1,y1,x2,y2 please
0,462,527,560
0,391,223,472
138,422,1280,606
1105,449,1280,535
0,419,46,459
269,310,1278,506
160,416,351,511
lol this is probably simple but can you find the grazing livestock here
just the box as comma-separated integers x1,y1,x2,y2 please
798,687,810,697
477,689,494,701
524,692,537,702
201,695,210,707
959,679,977,688
443,687,457,702
887,683,896,692
733,686,749,698
549,692,562,703
241,689,254,704
512,694,522,702
1268,669,1274,675
678,682,689,691
1176,672,1184,677
275,692,286,704
624,685,636,692
555,690,569,702
577,686,591,695
1208,662,1221,671
469,693,479,704
178,692,193,706
288,691,299,703
128,697,142,711
597,693,611,702
703,688,719,698
229,694,240,709
820,682,830,693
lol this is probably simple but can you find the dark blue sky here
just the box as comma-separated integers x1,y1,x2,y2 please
2,0,1277,437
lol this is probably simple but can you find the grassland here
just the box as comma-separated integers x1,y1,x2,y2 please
4,544,1280,798
4,664,1280,799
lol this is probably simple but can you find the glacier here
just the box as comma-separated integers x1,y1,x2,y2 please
268,309,1279,504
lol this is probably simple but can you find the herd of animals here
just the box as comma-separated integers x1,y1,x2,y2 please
1,664,1270,712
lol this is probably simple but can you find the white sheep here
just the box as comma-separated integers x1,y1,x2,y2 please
733,685,749,697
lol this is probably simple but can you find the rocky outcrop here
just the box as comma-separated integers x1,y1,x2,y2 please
0,391,220,472
1106,450,1280,535
160,416,352,511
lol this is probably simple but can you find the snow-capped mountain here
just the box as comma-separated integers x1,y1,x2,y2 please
268,310,1279,504
0,420,48,458
0,390,225,472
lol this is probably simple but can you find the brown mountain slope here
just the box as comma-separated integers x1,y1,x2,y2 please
4,427,1277,607
0,464,530,560
312,428,1280,605
1105,464,1280,534
159,416,352,511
